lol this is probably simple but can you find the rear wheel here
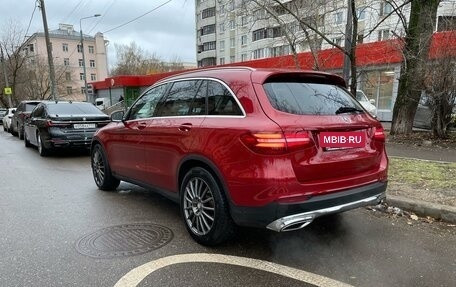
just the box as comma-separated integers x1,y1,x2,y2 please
37,131,50,156
180,167,236,246
91,144,120,191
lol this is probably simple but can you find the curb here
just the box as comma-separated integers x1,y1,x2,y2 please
386,195,456,224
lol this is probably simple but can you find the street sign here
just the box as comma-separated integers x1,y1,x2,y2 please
4,87,12,95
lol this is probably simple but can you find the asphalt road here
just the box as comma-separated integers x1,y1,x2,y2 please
0,130,455,287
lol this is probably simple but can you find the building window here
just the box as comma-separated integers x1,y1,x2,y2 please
230,56,235,63
201,24,216,35
88,45,94,54
202,7,216,19
62,43,68,52
90,60,95,68
253,9,266,20
28,44,34,53
380,1,393,16
230,37,235,48
333,37,343,46
66,86,73,95
91,74,96,81
219,57,225,65
80,73,85,80
252,28,272,41
335,12,343,24
229,20,235,30
378,29,390,41
357,33,364,43
198,57,216,67
241,35,247,46
77,44,82,53
219,23,225,33
253,48,265,59
203,41,216,51
64,58,70,66
219,40,225,51
78,59,84,67
241,53,248,62
356,8,366,20
241,16,248,26
81,87,86,94
65,72,71,81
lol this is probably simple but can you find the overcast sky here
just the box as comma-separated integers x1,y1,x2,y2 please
0,0,196,67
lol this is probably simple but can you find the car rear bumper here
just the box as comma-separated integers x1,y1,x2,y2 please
229,181,387,231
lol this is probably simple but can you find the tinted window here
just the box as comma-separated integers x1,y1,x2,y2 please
263,82,361,115
47,103,105,115
190,81,206,115
25,103,39,111
129,84,168,120
207,81,242,116
156,80,202,117
31,105,45,118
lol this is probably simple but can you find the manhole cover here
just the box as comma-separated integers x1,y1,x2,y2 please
76,223,173,258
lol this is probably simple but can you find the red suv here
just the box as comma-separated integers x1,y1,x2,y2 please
91,67,388,245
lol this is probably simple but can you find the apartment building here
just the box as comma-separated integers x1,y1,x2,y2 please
22,23,109,102
195,0,456,67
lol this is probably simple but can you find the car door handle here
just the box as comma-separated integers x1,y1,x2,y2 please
138,122,147,130
179,123,192,132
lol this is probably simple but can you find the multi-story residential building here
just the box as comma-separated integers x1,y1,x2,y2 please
195,0,456,121
22,23,109,102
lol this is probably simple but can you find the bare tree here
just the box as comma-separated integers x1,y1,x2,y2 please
111,42,184,76
0,20,28,107
423,38,456,138
390,0,441,135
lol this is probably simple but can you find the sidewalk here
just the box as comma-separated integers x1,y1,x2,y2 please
381,122,456,223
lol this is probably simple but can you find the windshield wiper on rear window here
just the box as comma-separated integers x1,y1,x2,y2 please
335,106,364,115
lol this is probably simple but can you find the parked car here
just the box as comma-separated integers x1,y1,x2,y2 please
10,100,42,139
413,94,456,129
24,101,111,156
2,108,16,132
356,90,377,117
91,67,388,246
0,108,6,125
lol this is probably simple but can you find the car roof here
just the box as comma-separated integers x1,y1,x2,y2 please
154,66,346,87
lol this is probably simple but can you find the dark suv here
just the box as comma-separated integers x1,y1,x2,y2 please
11,100,42,139
91,67,388,245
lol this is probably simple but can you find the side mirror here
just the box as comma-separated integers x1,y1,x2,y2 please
111,110,125,122
369,99,376,105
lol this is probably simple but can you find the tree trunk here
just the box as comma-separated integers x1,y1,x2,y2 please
390,0,441,135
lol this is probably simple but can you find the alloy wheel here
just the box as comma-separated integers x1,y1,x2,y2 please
183,177,215,236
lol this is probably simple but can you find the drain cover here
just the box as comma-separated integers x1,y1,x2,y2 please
76,223,173,258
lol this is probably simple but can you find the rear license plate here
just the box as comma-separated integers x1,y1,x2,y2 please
319,132,365,148
73,123,96,129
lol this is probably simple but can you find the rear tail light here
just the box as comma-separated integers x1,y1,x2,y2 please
45,120,71,127
240,131,314,155
373,126,386,142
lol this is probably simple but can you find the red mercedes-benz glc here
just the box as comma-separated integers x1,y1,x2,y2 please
91,67,388,245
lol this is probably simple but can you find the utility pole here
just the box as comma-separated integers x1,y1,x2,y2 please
1,46,13,108
38,0,57,100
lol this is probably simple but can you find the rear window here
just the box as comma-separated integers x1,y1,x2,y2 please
47,103,105,115
263,82,362,115
25,103,39,111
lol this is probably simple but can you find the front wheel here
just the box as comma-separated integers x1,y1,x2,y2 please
91,144,120,191
24,131,32,147
180,167,236,246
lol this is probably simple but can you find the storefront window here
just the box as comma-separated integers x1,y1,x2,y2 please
359,70,394,110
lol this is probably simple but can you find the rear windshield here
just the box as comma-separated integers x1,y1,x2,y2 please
47,103,105,115
263,82,362,115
